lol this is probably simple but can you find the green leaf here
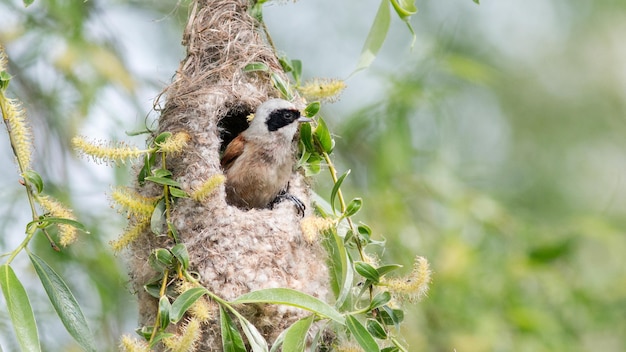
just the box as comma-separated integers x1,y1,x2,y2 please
330,170,350,214
282,315,314,352
138,153,156,184
243,62,269,73
125,128,151,136
292,59,302,85
473,0,480,3
171,244,190,270
170,287,208,323
271,73,293,100
313,117,333,153
0,265,41,352
0,70,12,90
22,170,43,194
220,306,246,352
367,319,388,340
149,248,173,272
232,288,345,325
379,306,404,327
304,102,321,118
23,0,34,7
153,168,172,178
369,291,392,311
390,0,417,20
354,0,391,74
346,315,380,352
150,199,166,235
168,222,181,243
354,262,380,283
321,228,354,309
158,296,171,330
145,176,181,187
376,264,404,278
28,252,96,352
154,132,172,145
29,217,89,234
299,123,315,154
169,187,189,198
278,57,293,73
344,197,363,217
237,316,269,352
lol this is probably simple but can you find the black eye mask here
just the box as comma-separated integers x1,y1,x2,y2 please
266,108,301,132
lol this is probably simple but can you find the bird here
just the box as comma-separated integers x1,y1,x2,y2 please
220,98,310,214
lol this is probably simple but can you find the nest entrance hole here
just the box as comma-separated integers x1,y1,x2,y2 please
218,101,255,153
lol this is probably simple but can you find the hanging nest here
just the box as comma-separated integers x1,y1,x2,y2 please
127,0,330,349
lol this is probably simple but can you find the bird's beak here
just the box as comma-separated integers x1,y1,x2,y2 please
298,116,312,123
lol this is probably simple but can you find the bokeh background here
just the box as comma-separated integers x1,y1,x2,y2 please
1,0,625,350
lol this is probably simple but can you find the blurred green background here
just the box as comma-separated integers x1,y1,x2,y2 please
1,0,625,350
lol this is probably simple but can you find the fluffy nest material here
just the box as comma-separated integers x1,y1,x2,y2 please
127,0,330,350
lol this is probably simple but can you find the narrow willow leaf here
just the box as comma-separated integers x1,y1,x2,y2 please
243,62,269,72
28,252,96,352
369,291,392,311
150,199,165,235
278,57,293,73
282,315,314,352
125,128,151,136
304,102,321,118
0,265,41,352
158,296,171,330
171,244,190,271
138,153,156,184
344,197,363,217
354,261,380,283
169,187,189,198
313,117,333,153
144,176,181,187
367,319,388,340
170,287,208,323
346,315,380,352
22,170,43,194
238,316,269,352
376,264,404,278
29,217,89,234
153,168,172,178
390,0,417,19
354,0,391,74
300,123,315,154
380,306,404,327
220,306,246,352
270,73,293,100
292,59,302,85
330,170,350,214
232,288,345,325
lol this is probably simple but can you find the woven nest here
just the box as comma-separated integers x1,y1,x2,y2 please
127,0,330,350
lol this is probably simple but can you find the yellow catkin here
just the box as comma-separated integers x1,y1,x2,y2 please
119,335,150,352
110,219,150,252
1,97,33,170
190,174,225,202
156,132,190,153
36,195,78,247
110,187,158,218
298,78,346,103
335,341,365,352
0,46,7,71
300,216,335,244
71,136,147,165
384,256,431,302
162,318,201,352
